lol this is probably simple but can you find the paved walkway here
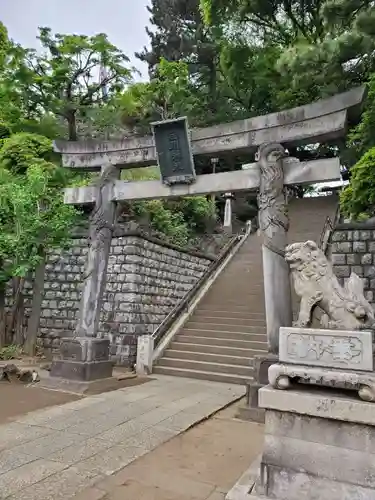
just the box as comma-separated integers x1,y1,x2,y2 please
0,376,244,499
73,402,264,500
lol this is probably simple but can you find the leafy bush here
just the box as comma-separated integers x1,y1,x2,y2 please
347,75,375,164
340,147,375,218
0,344,21,360
0,122,11,139
0,133,53,173
173,197,217,233
133,200,190,247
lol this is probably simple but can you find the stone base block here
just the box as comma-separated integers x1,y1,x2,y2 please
228,386,375,499
50,336,113,382
50,359,113,381
235,354,277,423
59,337,110,363
40,375,112,395
236,383,265,423
236,406,265,424
269,363,375,402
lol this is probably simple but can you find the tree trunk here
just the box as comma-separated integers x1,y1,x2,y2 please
67,112,78,141
7,277,25,345
208,60,218,114
0,287,6,348
14,291,24,347
24,257,46,356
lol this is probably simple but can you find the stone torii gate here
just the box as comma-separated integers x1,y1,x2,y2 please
49,87,365,383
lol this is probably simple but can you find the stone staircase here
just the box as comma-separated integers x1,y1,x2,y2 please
153,195,339,384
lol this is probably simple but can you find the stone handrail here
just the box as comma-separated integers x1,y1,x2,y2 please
319,203,341,253
319,216,334,252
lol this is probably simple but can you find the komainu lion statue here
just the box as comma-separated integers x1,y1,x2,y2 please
285,240,375,330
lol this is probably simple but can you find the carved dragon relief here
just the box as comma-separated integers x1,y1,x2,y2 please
256,143,289,257
89,162,119,242
82,161,118,282
285,240,375,331
75,161,118,338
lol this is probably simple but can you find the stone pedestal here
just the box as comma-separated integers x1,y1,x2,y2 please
227,386,375,500
236,353,278,423
50,337,113,382
136,335,154,375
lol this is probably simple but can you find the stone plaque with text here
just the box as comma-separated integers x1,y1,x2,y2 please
279,327,373,371
151,117,196,186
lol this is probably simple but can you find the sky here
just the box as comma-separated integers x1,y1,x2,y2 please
1,0,151,79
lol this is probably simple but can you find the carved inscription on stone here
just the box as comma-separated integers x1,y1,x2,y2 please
279,327,373,371
168,132,183,173
151,117,196,186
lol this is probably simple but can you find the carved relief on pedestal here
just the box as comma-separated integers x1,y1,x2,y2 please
279,327,373,371
285,240,375,331
268,363,375,402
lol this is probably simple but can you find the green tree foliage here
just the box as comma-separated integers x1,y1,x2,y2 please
0,133,79,347
347,74,375,163
219,41,281,115
131,196,217,248
201,0,375,105
340,147,375,219
13,28,134,140
0,133,53,173
120,59,200,132
0,160,77,283
137,0,220,114
0,22,9,70
275,1,375,103
120,167,218,247
0,123,11,140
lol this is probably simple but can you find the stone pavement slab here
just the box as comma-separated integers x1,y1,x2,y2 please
74,401,264,500
0,375,244,499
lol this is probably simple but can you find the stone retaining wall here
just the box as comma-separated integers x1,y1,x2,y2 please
330,222,375,305
21,229,212,367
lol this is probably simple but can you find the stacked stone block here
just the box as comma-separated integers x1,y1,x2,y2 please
19,229,211,367
330,223,375,305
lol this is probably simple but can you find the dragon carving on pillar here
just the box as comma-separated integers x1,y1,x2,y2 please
256,142,289,257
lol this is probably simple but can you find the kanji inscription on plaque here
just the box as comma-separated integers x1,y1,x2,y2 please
151,117,196,186
279,327,373,371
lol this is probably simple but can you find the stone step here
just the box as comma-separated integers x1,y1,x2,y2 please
195,308,266,319
158,357,253,376
164,349,252,366
200,300,265,311
152,365,252,385
203,295,264,303
169,341,265,358
203,291,264,298
190,314,266,326
175,334,268,350
181,328,267,341
185,322,266,334
202,290,263,296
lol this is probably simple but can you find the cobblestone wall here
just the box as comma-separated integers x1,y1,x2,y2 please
21,229,212,367
330,222,375,305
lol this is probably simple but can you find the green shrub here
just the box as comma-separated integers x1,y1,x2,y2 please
133,199,190,247
0,344,22,360
0,133,53,173
340,147,375,218
0,122,11,139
